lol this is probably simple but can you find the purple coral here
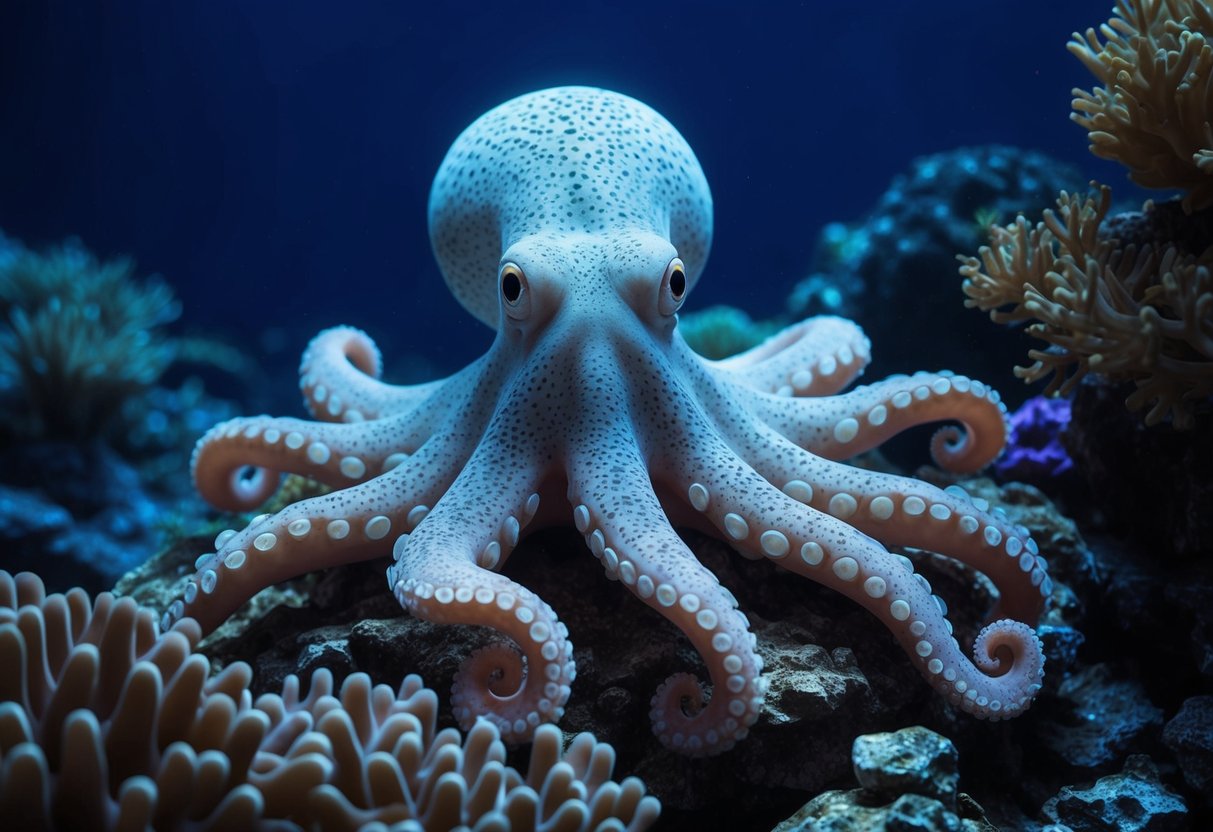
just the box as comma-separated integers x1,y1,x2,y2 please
996,395,1073,481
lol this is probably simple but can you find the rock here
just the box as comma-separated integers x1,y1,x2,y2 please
852,726,959,808
761,622,873,724
114,474,1113,830
786,145,1084,406
1035,663,1164,771
1163,696,1213,800
772,727,994,832
1038,624,1084,679
1065,379,1213,561
1044,755,1187,832
774,790,974,832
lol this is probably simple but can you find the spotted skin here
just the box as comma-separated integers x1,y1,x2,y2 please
172,87,1048,756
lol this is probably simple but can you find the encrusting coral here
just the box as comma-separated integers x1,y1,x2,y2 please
0,241,180,439
0,570,659,831
960,185,1213,427
960,0,1213,428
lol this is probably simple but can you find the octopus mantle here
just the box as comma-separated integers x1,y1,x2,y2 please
167,87,1050,757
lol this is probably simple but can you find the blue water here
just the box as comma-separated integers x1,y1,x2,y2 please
0,0,1124,377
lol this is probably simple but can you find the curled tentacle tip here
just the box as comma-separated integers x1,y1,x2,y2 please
451,642,569,745
649,672,756,757
304,325,384,379
929,424,992,473
226,465,281,509
963,618,1045,719
650,672,707,718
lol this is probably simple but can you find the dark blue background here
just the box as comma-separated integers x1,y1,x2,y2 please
0,0,1126,376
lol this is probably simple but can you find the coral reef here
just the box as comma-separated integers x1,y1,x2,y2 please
961,0,1213,428
960,185,1213,427
0,570,659,831
0,240,180,440
0,232,241,596
169,87,1052,761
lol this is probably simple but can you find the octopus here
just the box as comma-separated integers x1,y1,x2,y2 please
167,86,1050,757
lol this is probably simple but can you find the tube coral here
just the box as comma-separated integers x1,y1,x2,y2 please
0,570,659,831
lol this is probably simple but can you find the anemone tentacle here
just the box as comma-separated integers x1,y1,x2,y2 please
735,371,1009,473
705,315,871,397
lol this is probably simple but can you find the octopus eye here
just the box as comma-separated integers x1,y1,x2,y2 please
659,257,687,316
499,262,530,319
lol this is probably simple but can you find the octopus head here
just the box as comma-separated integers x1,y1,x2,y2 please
428,86,713,332
490,230,692,346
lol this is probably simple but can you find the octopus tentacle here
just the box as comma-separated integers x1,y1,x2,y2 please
730,425,1050,624
687,358,1049,625
668,426,1045,719
194,350,507,514
703,316,870,397
733,371,1009,473
566,434,764,757
191,414,424,513
388,439,571,745
166,443,470,634
299,326,466,423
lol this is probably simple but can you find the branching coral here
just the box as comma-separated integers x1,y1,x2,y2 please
0,242,180,439
1069,0,1213,212
0,570,659,831
960,185,1213,427
960,0,1213,427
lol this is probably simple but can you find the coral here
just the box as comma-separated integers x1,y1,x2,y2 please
1069,0,1213,212
0,240,180,439
678,305,782,360
961,1,1213,428
994,396,1074,482
960,185,1213,427
0,570,659,831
